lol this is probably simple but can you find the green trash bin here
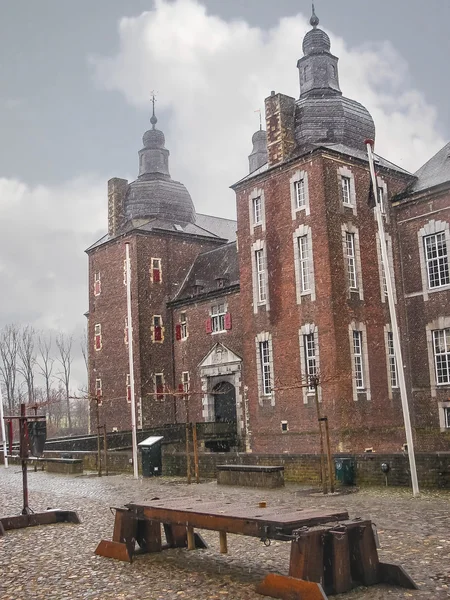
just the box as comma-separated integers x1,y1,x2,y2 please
138,436,163,477
334,457,356,485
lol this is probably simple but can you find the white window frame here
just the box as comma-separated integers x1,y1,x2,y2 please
376,176,388,219
290,170,310,218
299,324,321,404
432,328,450,386
426,317,450,397
342,224,363,299
349,322,371,401
438,401,450,431
255,332,275,405
346,232,357,290
154,372,165,401
211,303,227,333
249,187,266,231
182,371,190,394
94,272,101,296
95,378,103,405
418,220,450,301
338,166,357,214
293,224,315,303
384,327,398,397
150,257,162,283
180,312,188,340
253,196,262,226
94,324,102,351
251,240,269,312
424,232,450,289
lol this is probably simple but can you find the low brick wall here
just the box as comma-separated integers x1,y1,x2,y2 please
217,464,285,488
162,451,450,489
45,458,83,475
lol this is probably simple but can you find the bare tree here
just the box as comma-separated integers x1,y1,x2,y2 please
80,329,88,379
0,324,19,411
56,333,73,430
37,333,54,405
17,325,36,404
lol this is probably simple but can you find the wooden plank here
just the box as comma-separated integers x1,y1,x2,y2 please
95,540,132,563
256,573,328,600
187,525,195,551
163,523,187,548
289,530,325,585
378,562,418,590
348,522,379,586
219,531,228,554
330,528,352,594
136,519,162,553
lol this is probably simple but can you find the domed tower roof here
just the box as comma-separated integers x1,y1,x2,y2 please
295,5,375,152
248,125,268,173
124,98,196,225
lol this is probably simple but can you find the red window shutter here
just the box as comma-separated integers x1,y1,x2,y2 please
205,318,212,334
156,384,164,399
127,386,131,403
94,280,101,296
154,326,162,341
175,324,182,341
95,334,101,350
178,383,184,393
224,312,232,330
153,268,161,283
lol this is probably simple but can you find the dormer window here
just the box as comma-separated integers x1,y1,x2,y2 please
216,276,229,289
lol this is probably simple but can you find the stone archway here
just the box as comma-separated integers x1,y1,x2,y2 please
212,381,237,424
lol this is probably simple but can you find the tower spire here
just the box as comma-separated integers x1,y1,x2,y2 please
150,91,158,130
310,3,319,28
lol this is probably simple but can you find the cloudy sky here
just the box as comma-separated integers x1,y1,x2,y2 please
0,0,449,387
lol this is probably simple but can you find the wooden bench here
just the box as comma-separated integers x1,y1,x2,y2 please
95,497,417,599
217,464,284,488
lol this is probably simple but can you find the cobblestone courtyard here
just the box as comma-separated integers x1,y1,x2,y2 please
1,468,449,599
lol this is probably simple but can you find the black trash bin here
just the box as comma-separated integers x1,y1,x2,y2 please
139,436,163,477
28,420,47,457
334,457,356,486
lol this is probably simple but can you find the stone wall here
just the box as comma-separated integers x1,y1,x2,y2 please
162,451,450,489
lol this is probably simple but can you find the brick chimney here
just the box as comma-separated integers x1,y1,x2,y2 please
107,178,128,236
264,91,296,167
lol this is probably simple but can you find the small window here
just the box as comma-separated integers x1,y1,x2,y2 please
341,176,351,205
155,373,164,400
303,333,317,391
94,324,102,351
182,371,190,394
387,332,398,389
123,259,128,286
298,235,310,293
433,328,450,385
259,340,272,396
353,331,364,389
126,374,131,403
294,179,306,209
346,232,357,290
377,187,385,214
253,196,262,225
95,378,103,400
153,315,164,342
424,233,450,289
94,272,101,296
281,421,288,433
151,258,162,283
444,407,450,429
211,304,226,333
255,249,266,302
124,317,129,345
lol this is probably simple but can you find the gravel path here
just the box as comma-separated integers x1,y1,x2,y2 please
1,468,449,599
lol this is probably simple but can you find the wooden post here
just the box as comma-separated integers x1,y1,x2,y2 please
323,417,334,494
96,399,102,477
313,379,327,494
103,425,108,476
219,531,228,554
187,525,195,550
185,394,191,484
192,423,199,484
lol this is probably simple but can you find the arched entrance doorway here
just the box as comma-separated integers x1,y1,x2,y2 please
213,381,237,424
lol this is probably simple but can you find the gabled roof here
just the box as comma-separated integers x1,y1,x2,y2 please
232,143,412,187
411,142,450,193
85,214,235,253
172,242,239,303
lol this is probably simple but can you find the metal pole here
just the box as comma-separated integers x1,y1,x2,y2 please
103,424,108,476
125,242,139,480
366,140,419,497
0,385,8,468
323,417,335,494
185,394,191,484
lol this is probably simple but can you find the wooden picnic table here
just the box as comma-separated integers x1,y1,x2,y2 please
95,497,417,599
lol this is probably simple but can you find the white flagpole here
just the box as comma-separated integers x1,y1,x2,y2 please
0,385,8,468
125,242,139,479
366,139,419,496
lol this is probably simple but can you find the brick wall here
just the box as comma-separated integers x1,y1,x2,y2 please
162,450,450,488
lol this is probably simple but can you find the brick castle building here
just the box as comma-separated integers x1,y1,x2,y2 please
87,10,450,454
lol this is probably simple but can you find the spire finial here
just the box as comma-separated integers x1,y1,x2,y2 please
150,91,158,129
254,108,262,130
310,3,319,28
